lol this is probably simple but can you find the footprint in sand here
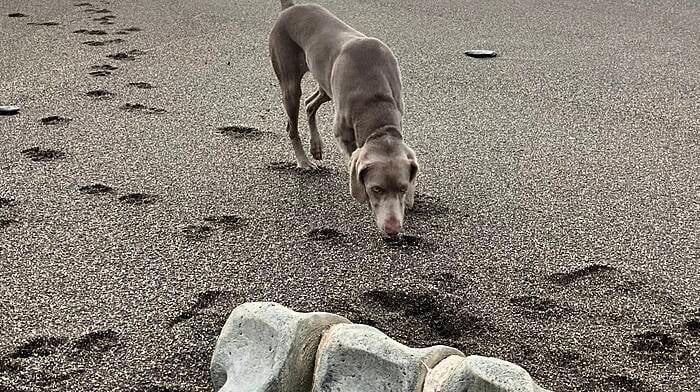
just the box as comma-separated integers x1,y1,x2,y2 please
509,295,562,319
216,125,263,138
107,49,143,61
84,8,112,14
546,348,582,368
119,193,158,205
0,219,19,228
79,183,114,194
91,64,118,71
1,329,120,390
93,15,116,24
203,215,244,229
0,355,22,373
0,197,16,208
107,53,134,61
89,70,111,77
27,21,61,26
21,147,66,162
121,27,142,32
7,336,68,359
73,28,107,35
128,82,154,89
182,224,214,241
69,329,119,355
182,215,244,240
687,318,700,336
362,289,481,339
631,331,678,354
596,374,650,392
86,89,113,99
40,116,71,125
307,227,343,241
383,234,436,252
115,27,142,35
169,290,235,327
82,38,124,46
120,103,166,114
548,264,616,285
5,330,118,359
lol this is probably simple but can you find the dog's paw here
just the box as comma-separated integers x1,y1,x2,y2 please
310,140,323,160
296,159,318,170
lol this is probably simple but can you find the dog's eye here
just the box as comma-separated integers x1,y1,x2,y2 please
371,186,383,194
400,186,408,194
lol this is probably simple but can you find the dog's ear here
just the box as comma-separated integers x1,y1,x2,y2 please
349,148,368,202
405,145,419,209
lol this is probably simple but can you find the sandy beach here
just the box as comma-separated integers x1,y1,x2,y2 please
1,0,698,391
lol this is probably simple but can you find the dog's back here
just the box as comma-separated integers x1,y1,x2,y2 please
272,2,401,121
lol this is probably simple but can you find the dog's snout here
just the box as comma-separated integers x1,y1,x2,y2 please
383,217,402,236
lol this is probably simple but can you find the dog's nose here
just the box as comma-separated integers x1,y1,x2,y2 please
383,217,401,236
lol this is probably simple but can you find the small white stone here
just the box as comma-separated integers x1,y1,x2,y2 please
424,355,553,392
210,302,350,392
312,323,464,391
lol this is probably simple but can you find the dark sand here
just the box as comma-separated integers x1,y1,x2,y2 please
1,0,698,391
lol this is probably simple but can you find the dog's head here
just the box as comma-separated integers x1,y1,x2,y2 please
349,138,418,237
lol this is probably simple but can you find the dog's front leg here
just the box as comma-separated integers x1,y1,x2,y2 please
306,87,330,160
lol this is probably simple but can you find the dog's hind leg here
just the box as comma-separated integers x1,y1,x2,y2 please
306,87,330,160
270,35,315,169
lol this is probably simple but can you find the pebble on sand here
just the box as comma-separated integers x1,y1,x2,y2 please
464,49,497,58
0,106,20,116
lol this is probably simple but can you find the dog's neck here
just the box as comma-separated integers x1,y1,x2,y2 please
353,97,403,147
366,125,402,142
357,124,402,149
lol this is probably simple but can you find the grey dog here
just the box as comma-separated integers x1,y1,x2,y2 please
269,0,419,236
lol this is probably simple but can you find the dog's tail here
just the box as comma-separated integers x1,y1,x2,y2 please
280,0,295,10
